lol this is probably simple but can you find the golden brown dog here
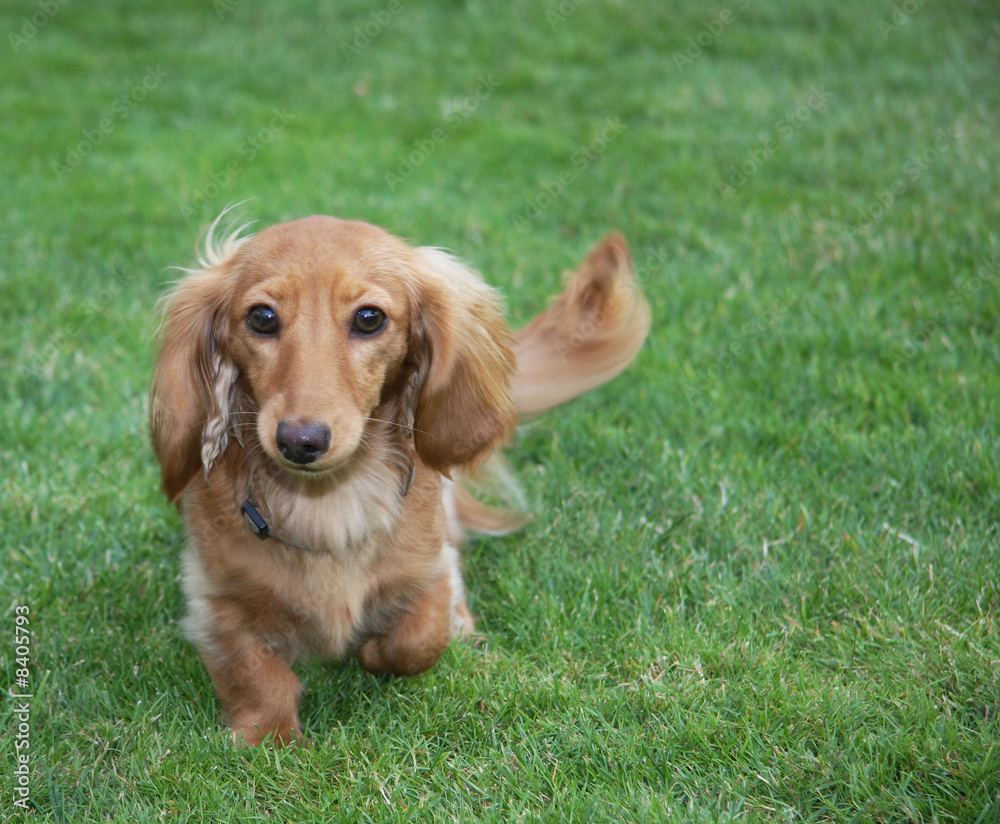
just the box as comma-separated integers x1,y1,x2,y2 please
150,215,650,745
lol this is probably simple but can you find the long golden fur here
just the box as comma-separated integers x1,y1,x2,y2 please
150,215,650,746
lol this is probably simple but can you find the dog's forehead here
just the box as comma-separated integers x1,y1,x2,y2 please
237,216,411,289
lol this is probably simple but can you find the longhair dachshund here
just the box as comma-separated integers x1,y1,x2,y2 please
150,214,650,746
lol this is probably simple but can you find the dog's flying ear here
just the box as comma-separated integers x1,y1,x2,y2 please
150,258,239,502
406,248,516,475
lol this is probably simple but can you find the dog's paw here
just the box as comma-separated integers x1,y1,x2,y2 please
231,719,307,748
452,602,477,639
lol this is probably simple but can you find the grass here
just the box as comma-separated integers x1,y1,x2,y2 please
1,0,998,820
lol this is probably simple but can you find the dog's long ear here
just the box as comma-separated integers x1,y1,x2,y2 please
150,256,238,502
406,248,516,475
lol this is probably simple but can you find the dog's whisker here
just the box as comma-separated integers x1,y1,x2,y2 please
364,416,429,438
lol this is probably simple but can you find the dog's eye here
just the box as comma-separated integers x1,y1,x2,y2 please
247,305,279,335
352,306,386,335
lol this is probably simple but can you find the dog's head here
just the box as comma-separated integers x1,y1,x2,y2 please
150,215,516,501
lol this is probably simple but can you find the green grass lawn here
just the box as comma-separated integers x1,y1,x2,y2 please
2,0,998,820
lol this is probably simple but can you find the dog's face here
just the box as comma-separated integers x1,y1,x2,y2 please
151,216,516,501
225,218,413,476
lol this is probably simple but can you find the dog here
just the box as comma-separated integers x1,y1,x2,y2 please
150,214,650,746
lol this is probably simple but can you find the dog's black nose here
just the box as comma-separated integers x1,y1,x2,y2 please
275,420,331,465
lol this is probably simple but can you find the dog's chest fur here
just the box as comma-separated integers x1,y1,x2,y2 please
180,450,448,659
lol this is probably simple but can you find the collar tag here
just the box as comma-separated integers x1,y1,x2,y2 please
241,499,270,540
401,458,416,497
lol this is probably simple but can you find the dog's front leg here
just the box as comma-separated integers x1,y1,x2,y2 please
197,629,305,747
357,569,456,676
